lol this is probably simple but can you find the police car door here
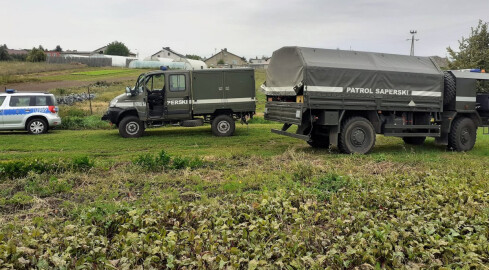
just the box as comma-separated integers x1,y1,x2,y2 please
165,73,191,120
0,96,5,126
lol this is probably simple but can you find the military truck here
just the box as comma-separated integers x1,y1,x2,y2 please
102,68,255,138
263,46,489,154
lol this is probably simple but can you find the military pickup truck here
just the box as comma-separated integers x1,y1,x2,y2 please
263,46,489,154
102,68,255,137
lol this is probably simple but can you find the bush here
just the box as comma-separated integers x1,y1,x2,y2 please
133,150,205,171
59,116,111,130
26,47,46,62
0,156,94,180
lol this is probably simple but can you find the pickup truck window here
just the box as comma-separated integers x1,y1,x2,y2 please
169,75,185,92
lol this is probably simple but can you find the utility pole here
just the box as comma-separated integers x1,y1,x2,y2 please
407,30,419,56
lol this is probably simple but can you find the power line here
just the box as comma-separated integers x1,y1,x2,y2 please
407,30,419,56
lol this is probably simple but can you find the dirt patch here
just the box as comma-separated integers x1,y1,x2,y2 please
1,76,135,92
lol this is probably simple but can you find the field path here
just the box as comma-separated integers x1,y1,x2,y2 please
1,75,136,92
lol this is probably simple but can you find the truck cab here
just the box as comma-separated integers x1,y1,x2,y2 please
102,68,255,138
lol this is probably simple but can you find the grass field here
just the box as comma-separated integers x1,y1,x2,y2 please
1,68,489,268
1,125,489,268
0,62,144,85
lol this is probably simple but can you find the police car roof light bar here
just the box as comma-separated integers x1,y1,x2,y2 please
6,89,16,94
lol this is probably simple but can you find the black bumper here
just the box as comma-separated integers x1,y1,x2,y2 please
101,108,124,124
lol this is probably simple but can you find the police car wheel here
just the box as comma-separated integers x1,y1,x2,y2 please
338,117,376,154
448,117,476,151
119,116,144,138
27,118,47,135
212,115,235,136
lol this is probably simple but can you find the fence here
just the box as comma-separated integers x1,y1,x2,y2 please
47,56,112,67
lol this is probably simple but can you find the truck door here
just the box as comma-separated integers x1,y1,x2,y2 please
224,70,255,100
165,73,191,120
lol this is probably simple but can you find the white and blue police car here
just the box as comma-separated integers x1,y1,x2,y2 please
0,89,61,134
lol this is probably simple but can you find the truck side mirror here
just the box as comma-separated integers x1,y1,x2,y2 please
126,86,135,97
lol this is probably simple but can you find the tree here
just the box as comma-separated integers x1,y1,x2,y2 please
0,44,10,61
447,20,489,92
105,41,130,56
54,45,62,52
447,20,489,70
26,46,46,62
185,54,203,61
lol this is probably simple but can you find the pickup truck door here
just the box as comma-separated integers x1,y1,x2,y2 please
165,73,191,120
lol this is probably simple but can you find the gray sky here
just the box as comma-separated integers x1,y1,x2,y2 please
1,0,488,59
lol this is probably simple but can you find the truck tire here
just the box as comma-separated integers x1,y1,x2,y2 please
119,116,144,138
448,117,476,151
338,117,376,154
443,71,456,105
402,136,426,145
211,115,235,136
27,118,48,134
181,119,204,127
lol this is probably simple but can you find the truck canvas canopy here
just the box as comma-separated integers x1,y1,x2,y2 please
263,46,444,98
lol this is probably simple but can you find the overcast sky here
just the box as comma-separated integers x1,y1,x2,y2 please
1,0,488,59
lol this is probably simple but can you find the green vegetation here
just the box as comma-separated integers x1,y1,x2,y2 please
71,69,134,76
105,41,130,56
0,128,488,268
26,46,46,62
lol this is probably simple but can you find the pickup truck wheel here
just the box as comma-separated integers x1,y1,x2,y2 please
402,136,426,145
27,118,48,134
338,117,376,154
119,116,144,138
211,115,235,136
448,117,476,151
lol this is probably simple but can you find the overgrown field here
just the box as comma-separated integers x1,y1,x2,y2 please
0,61,144,85
0,125,489,269
0,68,488,268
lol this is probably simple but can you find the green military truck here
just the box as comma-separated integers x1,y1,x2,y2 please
102,68,255,138
263,46,489,154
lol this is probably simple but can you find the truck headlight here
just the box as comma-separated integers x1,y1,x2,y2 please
109,99,118,108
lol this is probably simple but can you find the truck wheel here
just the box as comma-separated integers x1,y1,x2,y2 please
443,71,456,105
119,116,144,138
338,117,376,154
448,117,476,151
402,137,426,145
27,118,48,134
211,115,235,136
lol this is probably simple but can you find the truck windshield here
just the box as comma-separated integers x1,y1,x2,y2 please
135,74,146,93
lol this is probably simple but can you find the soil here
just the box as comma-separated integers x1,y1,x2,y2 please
1,76,136,92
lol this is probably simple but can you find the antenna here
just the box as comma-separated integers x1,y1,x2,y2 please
407,30,419,56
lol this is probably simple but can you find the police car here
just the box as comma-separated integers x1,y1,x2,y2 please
0,89,61,134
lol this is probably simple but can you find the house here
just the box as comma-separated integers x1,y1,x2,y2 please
92,45,137,57
150,47,185,61
45,51,61,57
249,57,270,69
204,48,247,67
6,49,28,56
60,50,93,57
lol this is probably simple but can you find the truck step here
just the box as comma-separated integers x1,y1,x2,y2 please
383,124,441,137
271,129,310,141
